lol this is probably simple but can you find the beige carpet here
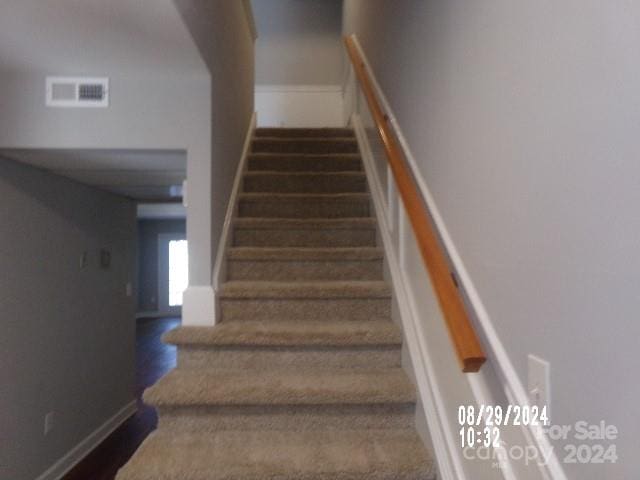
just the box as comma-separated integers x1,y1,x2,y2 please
116,127,435,480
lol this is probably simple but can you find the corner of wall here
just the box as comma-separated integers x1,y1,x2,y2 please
242,0,258,42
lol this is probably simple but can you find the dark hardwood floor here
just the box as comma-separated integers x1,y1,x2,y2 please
62,317,180,480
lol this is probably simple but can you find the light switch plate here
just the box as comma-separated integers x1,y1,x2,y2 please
528,354,550,413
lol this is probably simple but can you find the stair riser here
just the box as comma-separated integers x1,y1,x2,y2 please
227,259,383,281
239,198,370,218
178,346,401,370
243,174,367,194
255,128,355,138
220,298,390,322
248,155,362,172
252,139,358,154
157,404,415,432
233,228,376,248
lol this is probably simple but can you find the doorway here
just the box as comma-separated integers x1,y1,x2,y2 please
158,234,188,315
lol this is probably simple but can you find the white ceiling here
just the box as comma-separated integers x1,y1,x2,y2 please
0,148,186,201
0,0,206,74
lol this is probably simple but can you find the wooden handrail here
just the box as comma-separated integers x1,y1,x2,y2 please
345,35,486,373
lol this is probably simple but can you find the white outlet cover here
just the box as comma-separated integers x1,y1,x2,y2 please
528,354,550,413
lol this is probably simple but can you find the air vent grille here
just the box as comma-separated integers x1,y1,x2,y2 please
46,77,109,107
79,84,105,101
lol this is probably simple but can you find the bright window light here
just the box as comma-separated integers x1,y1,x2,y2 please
168,240,188,307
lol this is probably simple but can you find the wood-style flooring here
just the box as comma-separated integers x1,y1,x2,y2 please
62,317,179,480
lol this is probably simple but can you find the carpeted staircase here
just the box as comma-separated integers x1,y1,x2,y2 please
116,128,436,480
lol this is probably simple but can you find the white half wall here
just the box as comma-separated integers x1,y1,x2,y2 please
174,0,255,325
255,85,344,127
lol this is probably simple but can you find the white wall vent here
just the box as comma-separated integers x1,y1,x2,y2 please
46,77,109,107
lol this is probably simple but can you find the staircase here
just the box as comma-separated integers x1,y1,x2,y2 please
116,128,435,480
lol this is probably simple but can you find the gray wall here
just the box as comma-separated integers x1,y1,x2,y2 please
0,70,211,286
137,219,186,313
0,0,213,288
174,0,255,293
252,0,344,85
344,2,639,478
0,158,136,480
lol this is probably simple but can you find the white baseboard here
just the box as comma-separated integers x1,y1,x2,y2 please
35,400,137,480
255,84,344,127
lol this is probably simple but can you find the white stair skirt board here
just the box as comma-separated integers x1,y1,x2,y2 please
348,34,565,480
255,85,344,128
211,113,256,325
35,401,137,480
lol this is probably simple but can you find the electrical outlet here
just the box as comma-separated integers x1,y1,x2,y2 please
528,355,550,412
44,411,55,436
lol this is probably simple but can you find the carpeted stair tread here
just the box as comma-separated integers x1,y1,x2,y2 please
234,217,376,229
227,246,383,261
219,281,390,299
226,246,383,281
143,368,415,407
253,137,358,145
255,127,355,138
244,170,364,177
117,126,433,480
248,152,362,172
243,171,367,193
232,218,377,248
238,193,371,218
252,138,359,155
163,320,401,347
116,429,436,480
239,192,370,201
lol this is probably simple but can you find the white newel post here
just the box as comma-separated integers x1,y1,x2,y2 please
182,148,215,326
